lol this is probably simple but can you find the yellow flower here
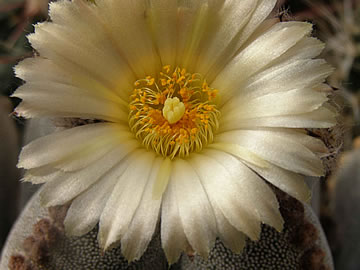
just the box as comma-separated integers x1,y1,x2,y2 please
13,0,336,264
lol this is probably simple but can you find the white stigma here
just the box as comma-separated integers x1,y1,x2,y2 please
162,97,186,124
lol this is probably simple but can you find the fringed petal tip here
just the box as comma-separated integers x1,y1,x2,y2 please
12,103,34,120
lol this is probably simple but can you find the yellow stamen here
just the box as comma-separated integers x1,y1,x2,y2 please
128,65,220,158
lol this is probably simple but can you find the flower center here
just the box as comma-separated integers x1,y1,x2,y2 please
128,66,220,159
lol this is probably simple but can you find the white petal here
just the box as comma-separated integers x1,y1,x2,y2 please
48,0,136,93
64,159,131,236
205,0,277,80
220,106,337,130
196,0,258,77
212,203,246,253
147,0,178,67
189,153,262,240
98,150,155,250
213,22,313,104
195,151,284,231
222,88,328,123
13,83,128,122
161,173,189,264
238,59,333,101
264,129,328,154
96,0,161,77
15,58,130,107
152,157,172,200
245,162,311,202
15,58,70,85
120,157,164,261
208,143,268,168
18,123,130,169
23,166,61,184
175,0,210,70
54,139,139,172
25,138,138,175
28,21,134,100
234,0,278,50
239,18,279,50
173,159,217,258
273,36,326,65
40,144,135,207
215,130,325,176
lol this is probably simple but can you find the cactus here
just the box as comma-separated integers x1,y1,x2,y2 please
1,188,333,270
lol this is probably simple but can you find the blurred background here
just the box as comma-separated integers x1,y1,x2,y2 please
0,0,359,269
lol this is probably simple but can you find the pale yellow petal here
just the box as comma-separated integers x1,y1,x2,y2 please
13,83,128,122
15,57,70,85
15,58,130,107
220,106,337,130
22,166,61,184
146,0,178,67
190,153,262,240
195,0,258,77
40,144,135,207
216,130,325,176
54,139,138,172
213,22,313,104
49,0,136,99
152,157,172,200
211,203,246,253
96,0,161,77
245,162,311,203
18,123,127,169
98,150,155,250
238,59,333,101
28,21,134,101
197,150,284,232
161,174,189,264
234,0,278,50
221,88,328,122
173,159,217,258
206,0,278,80
273,36,326,65
208,143,268,168
121,157,163,261
64,159,131,236
264,128,328,154
176,0,209,70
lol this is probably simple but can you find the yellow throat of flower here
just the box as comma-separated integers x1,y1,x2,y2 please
128,66,220,159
